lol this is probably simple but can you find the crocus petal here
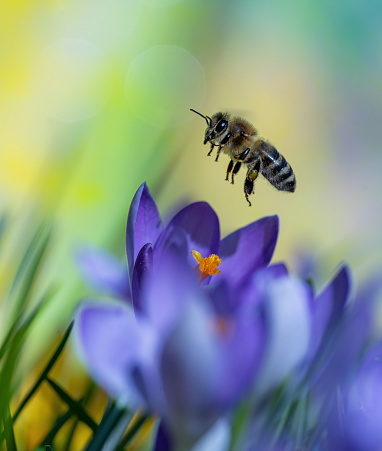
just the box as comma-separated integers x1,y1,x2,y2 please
206,281,237,317
217,308,265,404
142,250,203,336
344,341,382,450
126,182,163,277
160,300,222,443
308,265,350,362
311,279,376,402
75,302,159,408
153,225,190,264
155,202,220,269
325,341,382,451
267,262,289,278
131,243,153,314
191,418,230,451
218,216,279,287
255,276,311,394
154,422,174,451
76,246,130,300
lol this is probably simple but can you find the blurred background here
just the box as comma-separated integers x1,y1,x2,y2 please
1,0,382,447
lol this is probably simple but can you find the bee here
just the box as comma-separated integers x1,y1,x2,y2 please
190,109,296,206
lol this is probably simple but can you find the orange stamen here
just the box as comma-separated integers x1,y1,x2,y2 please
191,250,222,281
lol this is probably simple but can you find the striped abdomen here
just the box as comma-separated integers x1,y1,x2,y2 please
257,141,296,192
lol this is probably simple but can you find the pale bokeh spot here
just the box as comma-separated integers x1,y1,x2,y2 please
55,0,142,46
31,38,112,122
125,45,206,127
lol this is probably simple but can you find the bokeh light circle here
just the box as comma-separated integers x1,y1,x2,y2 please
32,38,111,122
142,0,191,7
125,45,206,127
56,0,142,46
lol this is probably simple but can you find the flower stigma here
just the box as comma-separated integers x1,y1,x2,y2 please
191,250,222,282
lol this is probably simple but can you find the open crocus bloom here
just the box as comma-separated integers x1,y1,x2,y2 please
75,182,315,448
76,250,267,448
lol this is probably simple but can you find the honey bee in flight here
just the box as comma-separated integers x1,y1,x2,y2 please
190,109,296,206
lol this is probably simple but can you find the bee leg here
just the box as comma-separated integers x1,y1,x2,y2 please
207,143,215,157
215,146,223,162
244,178,254,206
231,162,241,184
244,161,260,206
225,160,234,181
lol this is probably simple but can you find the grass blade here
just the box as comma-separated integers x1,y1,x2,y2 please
38,409,73,448
9,222,52,324
12,321,74,423
2,406,17,451
45,377,97,432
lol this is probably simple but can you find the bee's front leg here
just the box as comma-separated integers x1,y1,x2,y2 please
207,143,215,157
215,145,223,162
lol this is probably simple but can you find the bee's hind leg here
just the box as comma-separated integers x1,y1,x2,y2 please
244,178,254,207
244,161,260,207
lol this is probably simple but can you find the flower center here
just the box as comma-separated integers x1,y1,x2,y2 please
191,250,222,282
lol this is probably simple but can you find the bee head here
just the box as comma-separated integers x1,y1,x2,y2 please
190,109,230,145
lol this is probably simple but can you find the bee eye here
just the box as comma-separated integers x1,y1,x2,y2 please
215,120,228,134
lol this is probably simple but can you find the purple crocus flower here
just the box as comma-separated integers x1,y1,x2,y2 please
76,251,266,448
74,182,287,447
307,278,382,450
75,182,316,449
327,340,382,451
75,245,130,301
126,182,278,311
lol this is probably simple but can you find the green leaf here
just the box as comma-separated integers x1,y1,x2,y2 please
9,222,52,324
2,405,17,451
117,413,149,450
38,409,73,448
0,288,54,362
45,376,97,432
12,320,74,423
85,402,128,451
229,398,251,451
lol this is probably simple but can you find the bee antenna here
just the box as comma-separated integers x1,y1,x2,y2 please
190,108,211,126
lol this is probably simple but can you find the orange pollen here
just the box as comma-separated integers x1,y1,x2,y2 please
191,250,222,281
214,317,231,336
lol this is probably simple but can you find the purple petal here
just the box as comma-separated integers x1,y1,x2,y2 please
309,265,350,361
237,264,289,312
142,251,202,334
267,262,289,278
75,246,130,300
126,183,163,277
326,341,382,451
255,276,311,394
344,341,382,450
155,202,220,269
153,226,189,264
131,244,153,314
311,277,377,399
207,281,237,317
191,418,230,451
217,308,265,404
154,422,174,451
160,300,222,443
218,216,279,287
75,302,158,408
